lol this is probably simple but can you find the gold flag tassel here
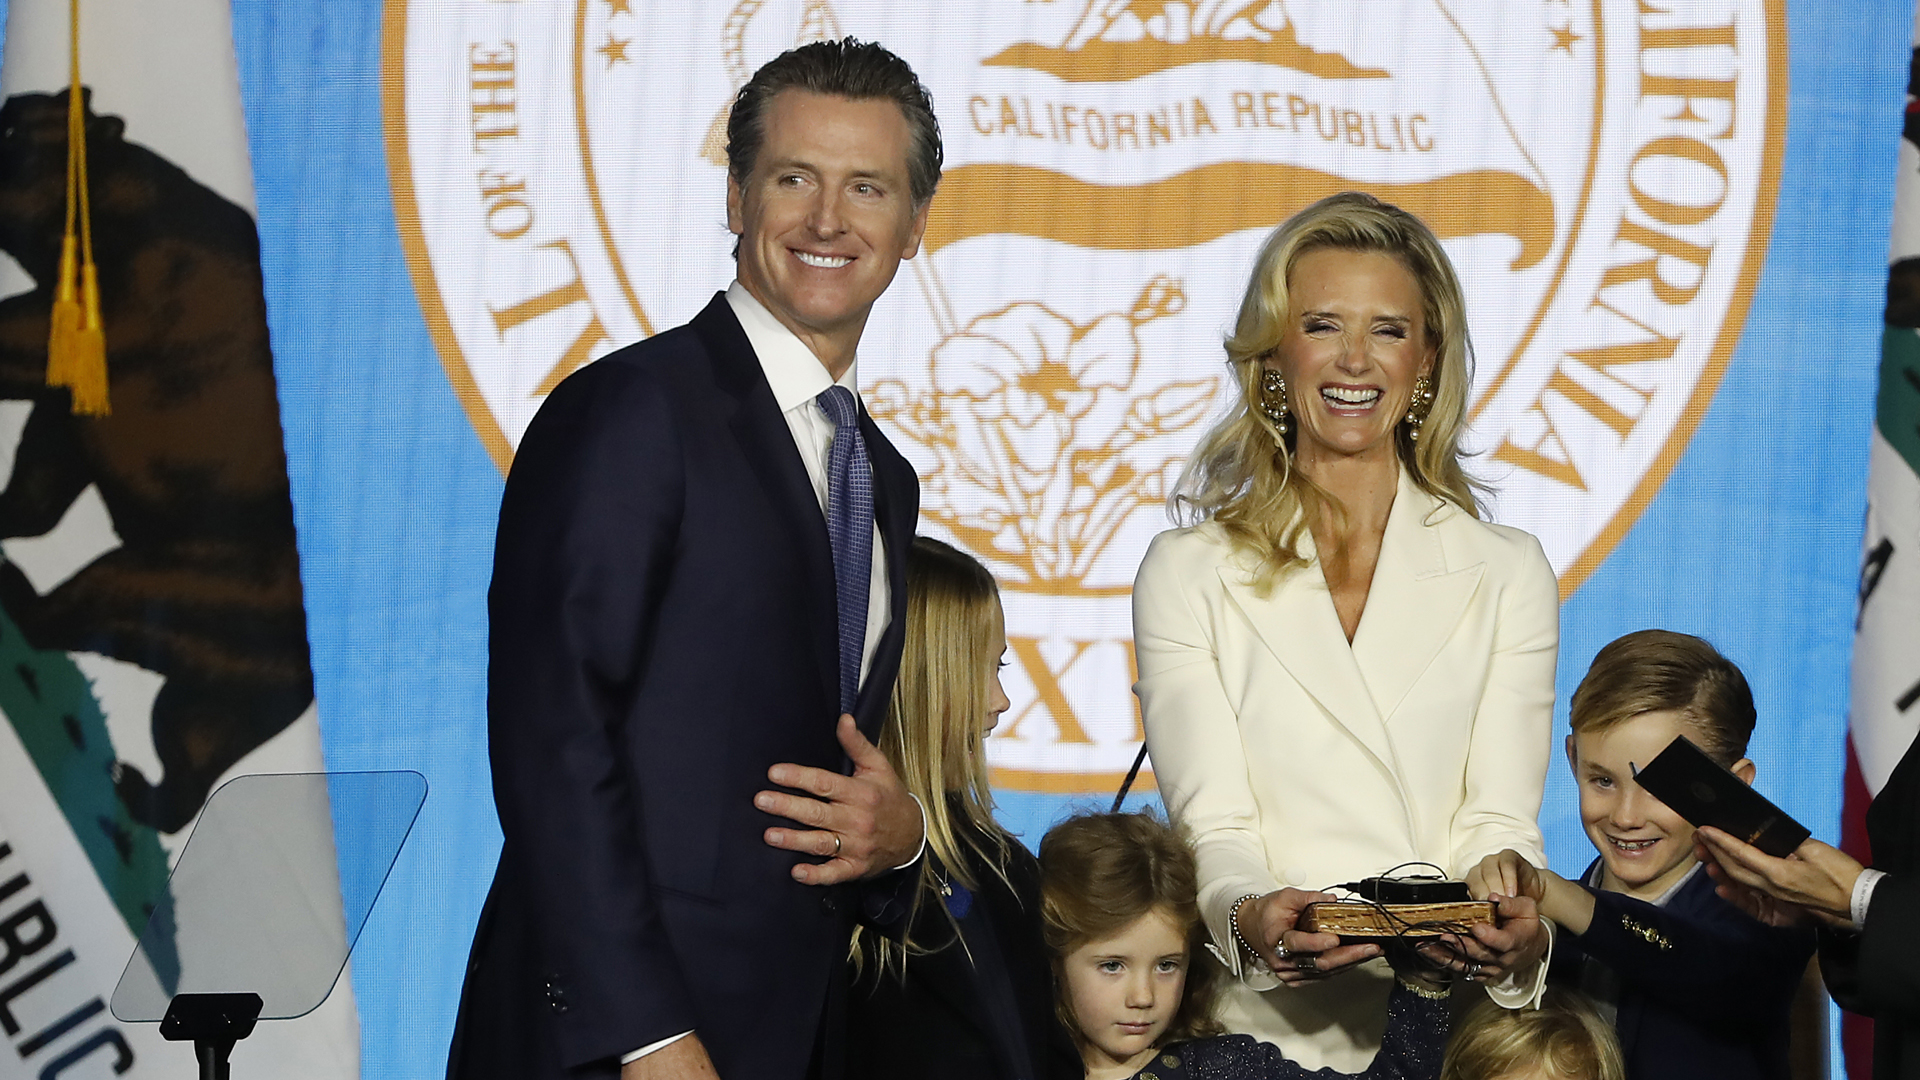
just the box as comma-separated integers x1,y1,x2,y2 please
48,0,108,415
45,87,82,389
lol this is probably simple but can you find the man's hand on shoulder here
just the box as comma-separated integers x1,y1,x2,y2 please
758,714,925,885
622,1034,720,1080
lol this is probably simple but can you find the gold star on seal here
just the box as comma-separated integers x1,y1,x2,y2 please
604,0,632,13
598,35,632,67
1550,24,1582,54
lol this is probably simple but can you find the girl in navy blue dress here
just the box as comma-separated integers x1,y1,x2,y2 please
845,537,1082,1080
1039,812,1454,1080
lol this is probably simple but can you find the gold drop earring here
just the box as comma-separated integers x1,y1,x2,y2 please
1260,367,1289,437
1405,374,1435,441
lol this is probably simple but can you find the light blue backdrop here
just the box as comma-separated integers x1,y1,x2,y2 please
0,1,1902,1077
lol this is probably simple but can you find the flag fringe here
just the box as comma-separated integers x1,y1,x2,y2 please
46,235,80,387
49,0,109,415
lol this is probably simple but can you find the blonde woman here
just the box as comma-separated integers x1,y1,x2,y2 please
846,536,1082,1080
1133,191,1560,1070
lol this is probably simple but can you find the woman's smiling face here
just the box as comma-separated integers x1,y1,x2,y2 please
1267,247,1433,468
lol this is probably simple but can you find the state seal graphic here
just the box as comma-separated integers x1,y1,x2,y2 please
384,0,1784,793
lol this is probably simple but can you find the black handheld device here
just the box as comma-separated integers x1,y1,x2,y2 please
1631,734,1810,858
1351,875,1472,904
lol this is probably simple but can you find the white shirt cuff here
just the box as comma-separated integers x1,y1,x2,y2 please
620,1031,692,1065
891,793,927,871
1853,868,1888,932
1484,917,1554,1010
1204,940,1283,991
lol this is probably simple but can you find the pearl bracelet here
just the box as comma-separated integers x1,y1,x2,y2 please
1230,893,1265,961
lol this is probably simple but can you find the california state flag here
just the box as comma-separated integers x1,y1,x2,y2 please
0,1,355,1076
1844,20,1920,1078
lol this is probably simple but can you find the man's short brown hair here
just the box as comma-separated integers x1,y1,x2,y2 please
1569,629,1756,765
726,37,942,207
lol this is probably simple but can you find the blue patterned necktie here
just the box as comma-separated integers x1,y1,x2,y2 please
816,386,872,716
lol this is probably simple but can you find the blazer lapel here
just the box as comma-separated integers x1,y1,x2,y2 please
1216,541,1397,773
1350,469,1485,724
692,295,840,714
851,406,917,742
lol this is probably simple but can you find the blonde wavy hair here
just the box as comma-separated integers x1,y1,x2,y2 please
853,536,1013,976
1570,629,1756,766
1441,989,1626,1080
1173,191,1482,592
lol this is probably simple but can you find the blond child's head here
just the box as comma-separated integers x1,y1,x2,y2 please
1566,630,1757,900
1441,990,1625,1080
1569,629,1755,764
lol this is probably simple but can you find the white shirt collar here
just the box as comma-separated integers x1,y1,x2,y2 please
726,281,858,412
1584,859,1702,908
1651,861,1704,907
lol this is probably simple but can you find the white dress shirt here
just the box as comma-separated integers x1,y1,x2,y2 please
726,281,890,686
621,284,893,1066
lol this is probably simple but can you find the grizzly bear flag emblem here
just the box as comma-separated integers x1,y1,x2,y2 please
0,0,356,1076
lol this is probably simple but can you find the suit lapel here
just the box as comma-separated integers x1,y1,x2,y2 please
1217,542,1397,773
1869,728,1920,870
1350,469,1485,724
852,406,917,743
1214,468,1484,772
692,295,840,714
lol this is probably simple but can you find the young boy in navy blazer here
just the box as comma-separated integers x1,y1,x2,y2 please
1468,630,1814,1080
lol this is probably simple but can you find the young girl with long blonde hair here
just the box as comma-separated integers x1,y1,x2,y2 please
845,536,1081,1080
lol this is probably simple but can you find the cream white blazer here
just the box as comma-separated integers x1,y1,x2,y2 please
1133,467,1558,1070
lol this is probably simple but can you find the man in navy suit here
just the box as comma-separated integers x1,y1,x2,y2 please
447,39,940,1080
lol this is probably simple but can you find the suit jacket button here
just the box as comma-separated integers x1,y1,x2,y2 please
545,980,570,1013
820,894,840,914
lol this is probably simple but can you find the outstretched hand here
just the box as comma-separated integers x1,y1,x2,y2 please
1422,893,1547,983
1466,849,1545,905
1694,828,1860,930
1470,893,1548,978
757,714,925,885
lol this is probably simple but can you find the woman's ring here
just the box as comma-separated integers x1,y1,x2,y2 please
1294,954,1317,973
1275,941,1291,960
1464,961,1483,980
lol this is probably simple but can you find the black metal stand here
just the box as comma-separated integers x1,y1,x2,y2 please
160,993,262,1080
